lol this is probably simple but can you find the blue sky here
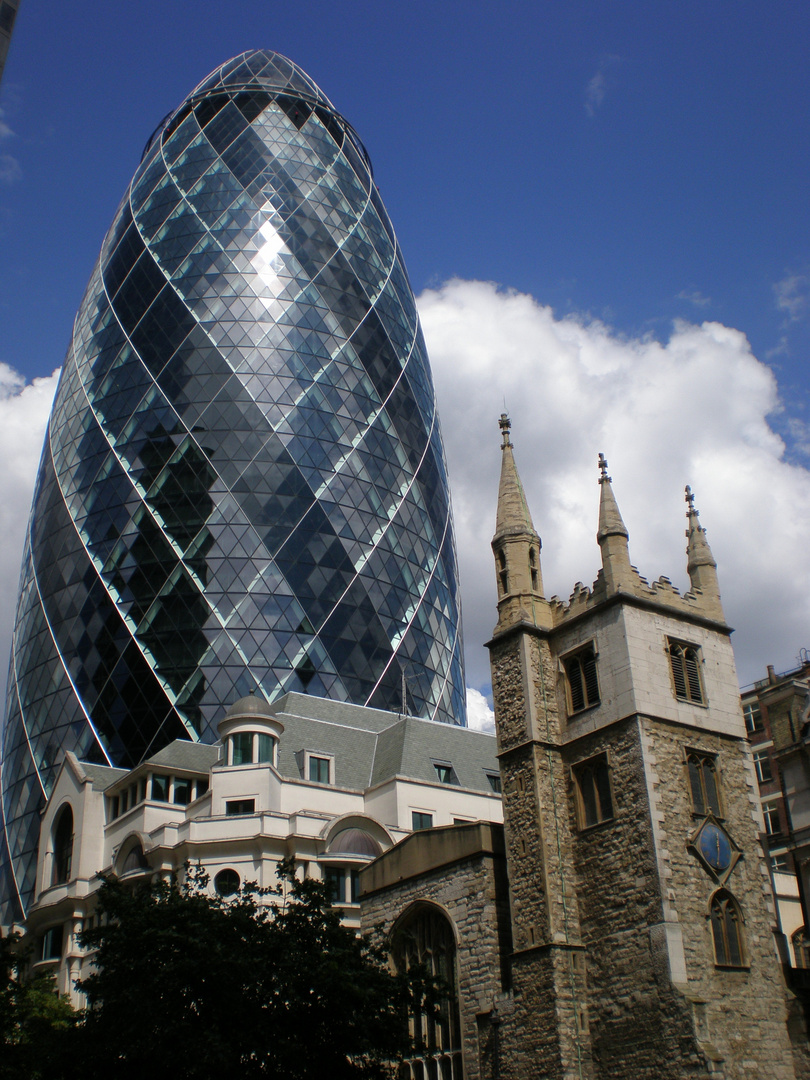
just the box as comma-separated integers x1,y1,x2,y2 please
1,2,809,721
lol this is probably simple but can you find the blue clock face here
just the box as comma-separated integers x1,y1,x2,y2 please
698,823,732,871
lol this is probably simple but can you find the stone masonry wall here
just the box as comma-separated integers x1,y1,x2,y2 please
642,716,798,1080
565,716,707,1078
491,629,595,1078
361,852,512,1080
565,714,799,1080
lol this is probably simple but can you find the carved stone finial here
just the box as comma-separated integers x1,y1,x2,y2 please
499,413,512,449
685,484,698,517
598,452,611,484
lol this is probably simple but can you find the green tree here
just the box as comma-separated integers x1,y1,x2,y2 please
0,931,78,1080
74,861,427,1079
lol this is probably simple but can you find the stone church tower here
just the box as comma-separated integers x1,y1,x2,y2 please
487,415,803,1079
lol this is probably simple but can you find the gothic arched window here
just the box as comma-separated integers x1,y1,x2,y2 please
391,905,462,1079
51,805,74,885
710,890,745,967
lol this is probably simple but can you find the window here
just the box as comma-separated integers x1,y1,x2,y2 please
51,806,74,885
308,755,331,784
225,799,255,816
687,751,721,816
710,890,745,967
485,771,502,793
762,801,781,836
743,701,763,734
792,928,810,969
151,774,170,801
40,925,63,962
753,750,773,784
668,640,704,704
497,550,508,595
173,777,192,804
771,852,792,874
392,906,462,1078
412,812,433,831
529,546,539,591
572,755,613,829
564,644,600,714
433,761,457,785
324,866,345,903
122,844,149,874
214,868,240,896
231,732,253,765
256,732,274,764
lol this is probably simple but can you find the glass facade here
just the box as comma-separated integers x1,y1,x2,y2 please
0,51,465,919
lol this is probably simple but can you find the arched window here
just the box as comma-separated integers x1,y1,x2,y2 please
121,843,149,875
792,927,810,969
51,805,74,885
710,890,745,967
391,906,462,1079
687,751,721,816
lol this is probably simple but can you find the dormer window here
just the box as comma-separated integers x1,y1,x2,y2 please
304,751,333,784
433,761,458,785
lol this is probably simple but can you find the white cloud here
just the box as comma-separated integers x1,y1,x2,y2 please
585,72,606,117
0,105,13,141
0,154,21,185
677,288,711,308
466,688,495,733
2,281,809,725
419,278,810,694
584,55,622,117
774,272,809,323
0,365,60,707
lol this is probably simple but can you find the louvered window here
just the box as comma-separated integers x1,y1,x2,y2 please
668,640,704,704
564,644,600,714
572,754,614,829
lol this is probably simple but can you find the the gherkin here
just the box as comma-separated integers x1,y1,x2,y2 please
0,51,465,919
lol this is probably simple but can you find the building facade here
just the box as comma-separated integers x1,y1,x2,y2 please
743,658,810,967
26,691,501,1004
362,419,808,1080
1,51,465,922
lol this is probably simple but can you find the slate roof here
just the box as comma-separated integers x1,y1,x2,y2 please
78,694,498,795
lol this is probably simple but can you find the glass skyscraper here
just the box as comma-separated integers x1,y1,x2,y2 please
1,51,465,919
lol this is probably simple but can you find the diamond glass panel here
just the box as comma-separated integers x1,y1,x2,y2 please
0,50,465,921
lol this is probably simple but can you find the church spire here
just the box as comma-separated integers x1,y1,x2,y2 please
685,485,723,616
495,414,537,539
596,453,632,594
491,415,550,633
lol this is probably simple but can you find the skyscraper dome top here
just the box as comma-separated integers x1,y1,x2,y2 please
145,51,372,175
191,50,332,107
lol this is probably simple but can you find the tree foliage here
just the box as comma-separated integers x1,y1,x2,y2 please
69,860,424,1079
0,931,78,1080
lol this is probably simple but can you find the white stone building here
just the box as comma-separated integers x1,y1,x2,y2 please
25,690,502,1003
